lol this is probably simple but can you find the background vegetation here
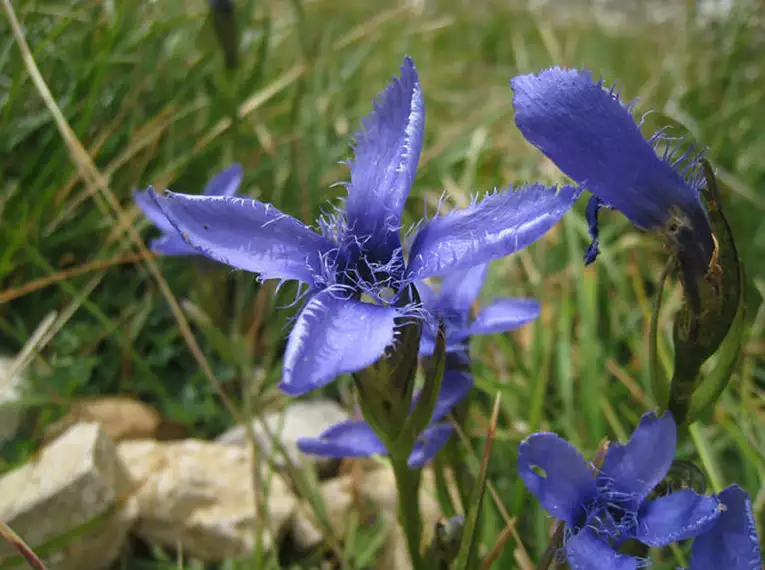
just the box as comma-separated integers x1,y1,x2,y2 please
1,0,763,568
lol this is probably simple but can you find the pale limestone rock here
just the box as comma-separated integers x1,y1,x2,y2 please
0,355,27,443
44,396,162,444
216,399,349,473
118,438,297,562
0,423,137,570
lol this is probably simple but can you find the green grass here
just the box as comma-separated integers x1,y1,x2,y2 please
1,0,764,568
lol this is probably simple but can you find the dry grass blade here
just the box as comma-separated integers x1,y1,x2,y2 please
479,518,517,570
0,520,49,570
0,252,156,305
453,392,501,570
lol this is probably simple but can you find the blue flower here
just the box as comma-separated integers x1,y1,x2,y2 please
296,264,541,467
518,411,722,570
147,57,579,396
510,67,715,281
687,485,762,570
134,163,243,256
417,263,540,356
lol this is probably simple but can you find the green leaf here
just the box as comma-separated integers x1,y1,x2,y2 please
354,286,423,444
397,320,446,447
667,159,744,424
649,259,674,410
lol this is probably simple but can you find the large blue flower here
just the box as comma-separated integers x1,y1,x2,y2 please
134,163,243,255
687,485,762,570
510,67,715,279
297,263,541,467
518,411,722,570
147,57,579,396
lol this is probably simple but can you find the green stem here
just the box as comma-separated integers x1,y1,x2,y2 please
391,456,425,569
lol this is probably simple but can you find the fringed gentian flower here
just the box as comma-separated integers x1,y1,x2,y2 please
518,411,722,570
147,57,578,396
417,263,540,356
687,485,762,570
134,163,243,256
510,68,715,290
296,263,541,467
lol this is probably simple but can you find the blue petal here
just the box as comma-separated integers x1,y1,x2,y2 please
511,68,711,236
407,423,453,468
407,184,580,280
134,188,175,233
280,291,401,396
429,369,473,422
297,420,388,458
634,489,721,547
565,528,641,570
597,411,676,508
517,433,597,526
203,163,243,196
149,233,199,256
433,264,488,314
689,485,763,570
344,56,424,261
149,190,332,284
465,298,540,338
584,195,603,266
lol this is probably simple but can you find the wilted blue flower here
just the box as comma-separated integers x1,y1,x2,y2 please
134,164,242,255
518,411,722,570
510,67,715,281
297,263,541,467
147,57,578,397
687,485,762,570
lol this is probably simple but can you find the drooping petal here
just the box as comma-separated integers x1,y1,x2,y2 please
517,433,597,526
429,369,474,422
565,529,641,570
134,188,176,233
465,298,541,338
689,485,762,570
634,489,721,547
280,291,401,396
150,190,332,284
296,420,388,458
149,233,198,256
433,264,488,314
597,411,676,507
407,184,580,280
407,423,453,468
344,56,424,261
203,163,243,196
511,68,714,266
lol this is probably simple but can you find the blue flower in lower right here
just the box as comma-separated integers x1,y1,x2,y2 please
518,411,722,570
686,485,762,570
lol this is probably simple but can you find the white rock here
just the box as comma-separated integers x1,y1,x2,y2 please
0,355,28,443
0,423,137,570
118,438,297,562
216,399,350,473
